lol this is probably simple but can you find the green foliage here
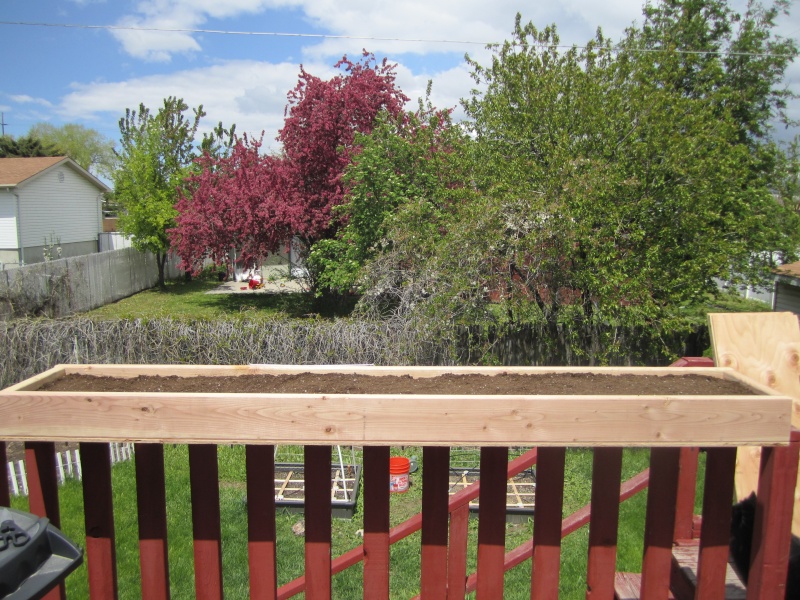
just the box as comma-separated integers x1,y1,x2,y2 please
458,6,798,321
27,122,117,180
346,1,799,363
307,98,471,297
0,135,61,158
113,97,232,287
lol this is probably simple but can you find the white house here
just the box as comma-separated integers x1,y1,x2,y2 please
0,156,110,267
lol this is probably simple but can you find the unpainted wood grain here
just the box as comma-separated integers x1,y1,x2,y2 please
709,312,800,535
0,391,790,447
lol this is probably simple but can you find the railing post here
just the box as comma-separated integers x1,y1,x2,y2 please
0,442,8,506
673,447,699,541
305,445,332,599
80,442,119,599
640,447,681,600
476,446,508,599
421,446,450,599
586,447,623,599
747,429,800,599
25,441,65,600
134,443,170,600
447,503,469,600
694,447,737,598
531,447,566,600
363,446,390,600
246,445,278,600
189,444,223,600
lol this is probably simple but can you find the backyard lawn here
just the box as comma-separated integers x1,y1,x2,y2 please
86,277,321,320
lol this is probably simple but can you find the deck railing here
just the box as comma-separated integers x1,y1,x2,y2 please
1,360,798,599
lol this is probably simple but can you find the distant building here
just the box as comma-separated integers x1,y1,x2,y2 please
0,156,110,267
774,261,800,316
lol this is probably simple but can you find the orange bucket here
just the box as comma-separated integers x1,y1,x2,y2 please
389,457,411,493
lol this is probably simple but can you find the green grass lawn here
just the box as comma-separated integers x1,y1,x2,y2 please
85,275,358,321
10,446,700,599
85,277,320,320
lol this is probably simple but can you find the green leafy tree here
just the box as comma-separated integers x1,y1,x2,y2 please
27,123,117,180
308,100,471,298
443,2,799,328
114,97,230,287
0,135,60,158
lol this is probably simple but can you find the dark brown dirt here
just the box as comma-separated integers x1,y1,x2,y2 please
39,371,755,396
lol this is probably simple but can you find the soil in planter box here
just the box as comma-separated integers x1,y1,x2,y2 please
40,372,754,396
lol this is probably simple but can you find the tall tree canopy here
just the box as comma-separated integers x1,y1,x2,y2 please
0,135,60,158
27,123,116,180
114,96,233,286
346,0,799,336
171,53,408,276
308,99,472,299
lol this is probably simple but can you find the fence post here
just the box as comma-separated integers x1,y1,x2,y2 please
80,442,119,599
531,447,566,599
746,429,800,599
305,445,333,599
246,444,278,600
363,446,390,600
189,444,223,600
135,444,170,600
694,447,737,598
640,447,681,600
0,442,8,506
586,447,623,599
25,442,65,600
476,446,509,599
421,447,450,600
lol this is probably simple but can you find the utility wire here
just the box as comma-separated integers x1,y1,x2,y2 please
0,20,794,58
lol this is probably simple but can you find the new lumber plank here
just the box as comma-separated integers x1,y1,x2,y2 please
0,392,789,447
709,312,800,535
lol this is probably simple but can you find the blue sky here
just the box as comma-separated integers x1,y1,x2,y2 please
1,0,798,154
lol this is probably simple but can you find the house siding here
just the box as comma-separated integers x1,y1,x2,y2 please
0,190,18,249
18,166,102,249
774,280,800,316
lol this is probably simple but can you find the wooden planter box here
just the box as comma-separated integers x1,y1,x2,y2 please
0,364,792,447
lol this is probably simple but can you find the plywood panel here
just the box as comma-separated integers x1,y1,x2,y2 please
709,311,800,534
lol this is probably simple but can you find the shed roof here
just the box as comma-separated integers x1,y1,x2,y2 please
776,261,800,280
0,156,110,192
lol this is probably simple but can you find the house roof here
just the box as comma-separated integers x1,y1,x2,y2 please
0,156,110,192
776,261,800,279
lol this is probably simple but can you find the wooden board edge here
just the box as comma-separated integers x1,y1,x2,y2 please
0,393,790,447
8,363,750,380
0,364,67,392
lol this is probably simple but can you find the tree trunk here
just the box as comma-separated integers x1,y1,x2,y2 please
156,252,167,289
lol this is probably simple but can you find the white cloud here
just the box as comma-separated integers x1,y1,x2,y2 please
107,0,653,64
8,95,54,108
111,0,284,61
57,59,335,148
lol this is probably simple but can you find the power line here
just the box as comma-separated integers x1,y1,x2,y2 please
0,20,488,47
0,20,793,59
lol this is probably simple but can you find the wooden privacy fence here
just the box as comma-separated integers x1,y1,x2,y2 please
0,356,798,599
